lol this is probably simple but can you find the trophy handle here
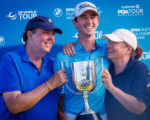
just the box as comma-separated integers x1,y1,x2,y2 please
90,58,103,94
64,83,81,95
94,58,103,70
61,61,81,95
61,61,70,69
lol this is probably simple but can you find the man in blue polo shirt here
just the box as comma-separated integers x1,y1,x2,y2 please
0,16,68,120
54,1,109,120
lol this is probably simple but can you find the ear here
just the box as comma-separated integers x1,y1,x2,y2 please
127,46,133,55
97,17,100,26
27,30,32,38
72,19,78,29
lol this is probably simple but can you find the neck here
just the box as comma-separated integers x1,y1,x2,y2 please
78,34,96,51
112,56,130,75
25,45,44,71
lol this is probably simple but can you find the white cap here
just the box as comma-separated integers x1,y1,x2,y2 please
74,1,99,19
102,28,137,50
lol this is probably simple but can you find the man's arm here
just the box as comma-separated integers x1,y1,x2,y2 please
2,69,68,114
57,95,66,120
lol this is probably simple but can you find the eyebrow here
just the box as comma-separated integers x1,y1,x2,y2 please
91,13,98,16
79,14,86,17
79,13,98,17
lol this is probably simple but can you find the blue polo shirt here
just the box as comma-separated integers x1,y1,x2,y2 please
0,47,60,120
54,40,109,116
105,57,150,120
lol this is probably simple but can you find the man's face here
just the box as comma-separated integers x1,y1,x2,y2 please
73,10,99,37
29,28,55,54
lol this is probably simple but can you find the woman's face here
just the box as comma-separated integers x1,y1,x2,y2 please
107,40,130,61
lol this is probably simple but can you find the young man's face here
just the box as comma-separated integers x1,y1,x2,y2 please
73,10,99,37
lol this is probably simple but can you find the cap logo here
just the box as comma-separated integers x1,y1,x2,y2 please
79,3,96,11
48,19,52,23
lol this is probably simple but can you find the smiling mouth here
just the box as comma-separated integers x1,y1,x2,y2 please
45,42,53,47
85,26,92,29
107,48,113,54
84,27,94,33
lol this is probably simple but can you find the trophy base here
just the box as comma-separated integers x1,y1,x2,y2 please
76,111,102,120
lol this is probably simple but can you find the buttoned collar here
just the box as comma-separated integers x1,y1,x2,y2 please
74,39,102,51
20,46,48,67
110,57,136,76
20,46,30,62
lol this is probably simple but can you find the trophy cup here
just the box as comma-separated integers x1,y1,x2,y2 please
61,59,103,120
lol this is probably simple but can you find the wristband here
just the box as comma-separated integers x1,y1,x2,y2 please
44,82,51,91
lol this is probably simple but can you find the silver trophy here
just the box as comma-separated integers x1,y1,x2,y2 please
61,59,103,120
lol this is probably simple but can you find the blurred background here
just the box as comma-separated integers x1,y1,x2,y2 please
0,0,150,68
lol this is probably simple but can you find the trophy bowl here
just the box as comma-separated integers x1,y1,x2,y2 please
70,61,102,120
71,61,96,92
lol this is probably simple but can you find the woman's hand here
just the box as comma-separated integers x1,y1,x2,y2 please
101,69,114,92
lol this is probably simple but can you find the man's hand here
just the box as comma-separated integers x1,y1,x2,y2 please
63,41,77,56
46,69,68,90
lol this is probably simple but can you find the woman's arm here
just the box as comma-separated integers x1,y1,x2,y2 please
101,69,146,114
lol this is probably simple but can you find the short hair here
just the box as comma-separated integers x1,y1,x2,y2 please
74,17,77,22
22,28,37,44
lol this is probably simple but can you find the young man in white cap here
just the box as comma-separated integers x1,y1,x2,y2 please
54,1,109,120
63,24,150,119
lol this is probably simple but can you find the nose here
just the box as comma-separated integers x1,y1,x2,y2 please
48,33,55,44
107,41,112,48
49,33,54,39
86,16,92,23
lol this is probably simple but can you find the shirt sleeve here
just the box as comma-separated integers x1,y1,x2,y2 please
0,53,21,94
131,62,150,105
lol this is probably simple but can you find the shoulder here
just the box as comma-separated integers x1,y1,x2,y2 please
96,42,107,57
54,51,70,61
1,49,21,63
134,60,149,72
0,49,22,73
96,39,108,47
130,60,149,80
44,55,54,64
